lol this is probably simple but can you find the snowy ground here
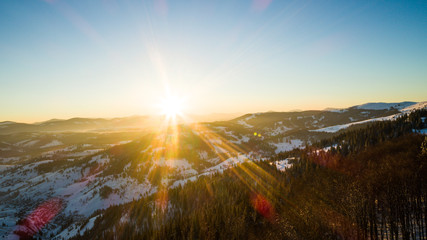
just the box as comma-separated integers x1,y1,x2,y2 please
40,140,63,148
271,158,294,171
355,101,416,110
0,145,153,240
237,113,258,128
269,125,292,136
271,139,304,153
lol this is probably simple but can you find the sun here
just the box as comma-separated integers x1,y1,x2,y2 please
160,95,185,119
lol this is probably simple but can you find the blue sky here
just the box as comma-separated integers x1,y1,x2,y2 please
0,0,426,122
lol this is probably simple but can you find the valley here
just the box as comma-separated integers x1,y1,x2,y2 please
1,101,426,239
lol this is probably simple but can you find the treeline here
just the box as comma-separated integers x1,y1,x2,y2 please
68,113,427,240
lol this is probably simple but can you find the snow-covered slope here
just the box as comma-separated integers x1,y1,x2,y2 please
354,101,416,110
310,115,399,133
401,101,427,113
311,101,426,133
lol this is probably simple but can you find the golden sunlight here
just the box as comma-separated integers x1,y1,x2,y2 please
159,95,185,119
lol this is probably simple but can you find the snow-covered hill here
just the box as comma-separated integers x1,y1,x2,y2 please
354,101,416,110
311,101,427,133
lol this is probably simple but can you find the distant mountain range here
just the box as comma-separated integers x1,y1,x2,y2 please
0,113,244,135
1,102,425,135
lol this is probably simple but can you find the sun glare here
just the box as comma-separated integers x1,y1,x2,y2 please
160,95,185,119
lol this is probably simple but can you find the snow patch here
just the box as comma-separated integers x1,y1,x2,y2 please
198,150,208,160
0,157,20,163
203,154,250,174
237,120,253,128
237,113,258,128
325,108,348,113
401,101,427,113
271,158,294,171
355,101,416,110
270,126,292,136
15,139,40,147
310,114,398,133
0,165,14,172
40,140,63,148
88,155,110,165
271,139,304,154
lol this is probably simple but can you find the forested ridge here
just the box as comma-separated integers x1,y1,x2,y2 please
70,110,427,240
311,108,427,155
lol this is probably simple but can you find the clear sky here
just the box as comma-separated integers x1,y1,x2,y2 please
0,0,426,123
